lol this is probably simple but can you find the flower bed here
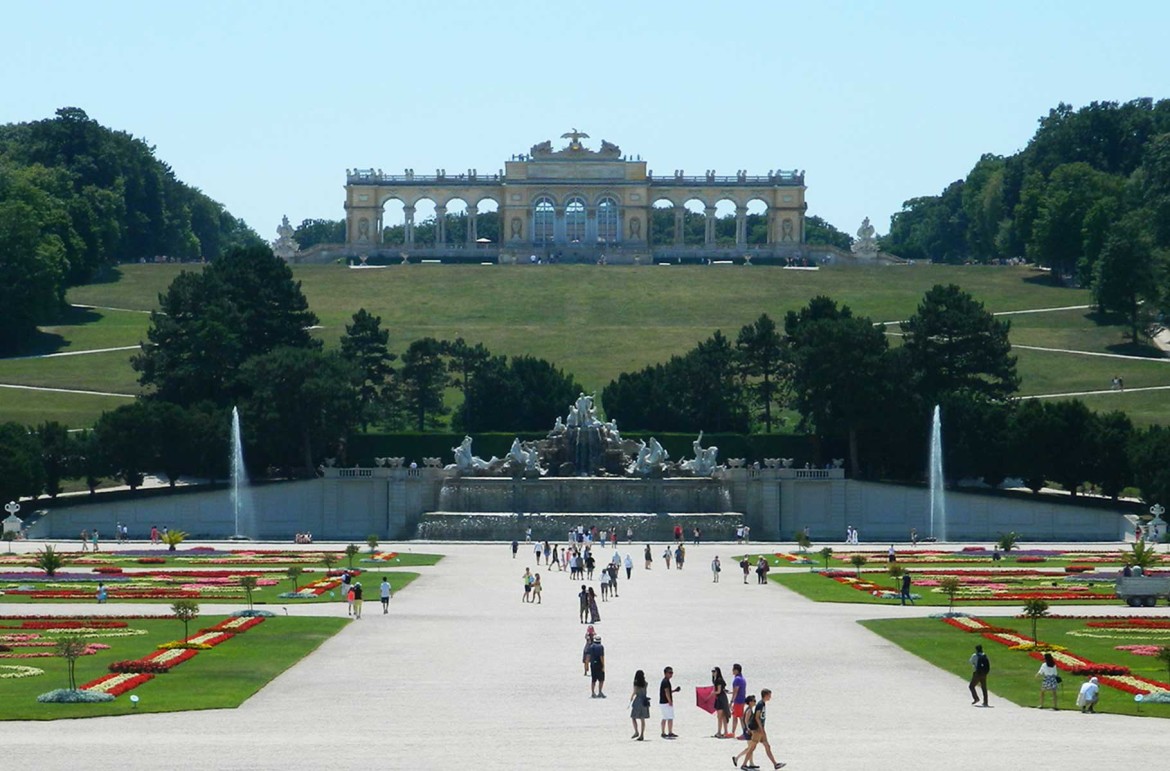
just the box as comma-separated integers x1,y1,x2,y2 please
93,566,123,574
81,672,155,696
1115,645,1166,656
0,664,45,679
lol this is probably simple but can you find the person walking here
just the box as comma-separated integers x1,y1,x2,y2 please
711,666,731,738
91,529,100,552
550,544,560,570
644,544,653,569
624,553,633,579
80,529,89,552
380,576,392,613
659,666,680,738
1037,652,1060,709
969,644,991,706
511,539,518,559
900,572,914,605
587,635,606,698
756,556,769,584
712,555,722,583
579,585,589,624
351,581,364,619
630,669,650,740
523,568,533,603
587,586,601,623
662,547,672,570
346,583,356,617
740,556,751,584
730,664,748,739
732,694,758,768
741,688,784,769
532,573,542,604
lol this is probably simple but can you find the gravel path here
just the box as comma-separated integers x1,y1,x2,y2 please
2,540,1168,770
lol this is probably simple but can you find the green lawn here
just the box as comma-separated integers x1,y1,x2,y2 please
769,569,1120,606
10,261,1170,429
0,615,348,720
0,387,133,428
860,616,1170,718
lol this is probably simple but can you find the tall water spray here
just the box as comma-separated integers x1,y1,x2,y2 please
230,407,253,539
928,404,947,541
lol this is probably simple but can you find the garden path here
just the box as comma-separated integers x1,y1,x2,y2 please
2,540,1168,770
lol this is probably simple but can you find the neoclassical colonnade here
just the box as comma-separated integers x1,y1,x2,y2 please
344,135,806,252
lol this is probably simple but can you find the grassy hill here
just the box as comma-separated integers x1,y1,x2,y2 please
2,262,1168,428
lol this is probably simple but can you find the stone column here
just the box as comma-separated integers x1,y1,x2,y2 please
765,207,776,245
404,205,416,246
467,203,478,245
704,206,717,246
553,206,566,245
673,208,685,245
585,206,598,244
735,206,747,246
435,205,448,245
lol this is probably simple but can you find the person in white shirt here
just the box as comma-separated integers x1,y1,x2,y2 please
1077,677,1100,713
1036,652,1060,709
380,577,392,614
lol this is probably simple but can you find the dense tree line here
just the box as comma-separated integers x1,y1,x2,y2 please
882,99,1169,341
0,107,260,353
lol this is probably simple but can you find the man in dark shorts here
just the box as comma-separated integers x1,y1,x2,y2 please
588,635,606,698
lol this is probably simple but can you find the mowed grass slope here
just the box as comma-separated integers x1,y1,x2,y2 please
2,262,1167,427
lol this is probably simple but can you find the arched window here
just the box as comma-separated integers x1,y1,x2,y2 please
597,196,619,242
565,197,586,243
533,196,555,243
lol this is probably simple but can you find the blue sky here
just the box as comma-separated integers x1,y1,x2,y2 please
3,0,1168,241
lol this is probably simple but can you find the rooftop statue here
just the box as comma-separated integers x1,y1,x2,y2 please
561,128,590,151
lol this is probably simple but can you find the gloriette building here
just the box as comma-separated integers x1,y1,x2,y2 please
338,131,815,264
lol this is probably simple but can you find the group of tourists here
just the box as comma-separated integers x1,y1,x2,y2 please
337,569,393,618
78,529,100,552
970,644,1101,713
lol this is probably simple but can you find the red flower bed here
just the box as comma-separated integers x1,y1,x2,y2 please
1016,556,1047,563
93,566,123,574
81,672,155,696
1064,565,1094,573
208,616,265,633
18,620,128,629
1087,619,1170,629
1067,664,1131,676
109,659,172,674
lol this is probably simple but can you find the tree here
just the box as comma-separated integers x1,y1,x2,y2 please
804,215,853,250
292,218,345,249
171,599,200,641
239,347,361,472
887,564,905,589
939,576,962,615
0,422,44,506
785,297,891,473
1027,162,1123,281
1022,599,1050,644
444,338,492,430
1122,541,1160,571
239,575,258,611
849,554,868,578
2,531,15,553
35,421,71,498
322,553,338,571
0,196,66,353
793,530,811,552
366,534,379,554
900,284,1019,406
344,543,360,569
1156,647,1170,684
92,403,154,489
399,337,449,431
340,309,396,429
458,353,582,432
133,245,319,407
286,565,304,592
34,545,64,576
1090,410,1133,500
736,314,788,432
997,531,1020,552
1093,214,1157,342
55,636,89,691
818,547,833,570
1128,425,1170,506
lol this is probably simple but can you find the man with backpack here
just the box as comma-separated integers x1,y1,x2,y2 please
969,644,991,706
738,688,784,770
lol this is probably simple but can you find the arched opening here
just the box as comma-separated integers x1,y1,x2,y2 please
651,198,676,246
474,197,500,245
442,198,469,246
714,199,737,246
565,196,586,243
746,199,768,245
411,198,438,246
533,196,555,245
596,196,619,244
380,197,406,245
682,198,707,246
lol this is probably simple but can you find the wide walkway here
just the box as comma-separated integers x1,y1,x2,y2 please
2,541,1168,770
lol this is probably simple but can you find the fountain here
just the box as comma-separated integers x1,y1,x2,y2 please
229,406,254,540
928,404,947,541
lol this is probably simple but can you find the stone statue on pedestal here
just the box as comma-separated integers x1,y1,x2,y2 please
273,215,299,262
681,431,721,476
447,436,498,473
852,217,879,260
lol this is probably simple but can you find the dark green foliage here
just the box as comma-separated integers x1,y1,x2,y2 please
171,600,199,641
0,108,259,351
456,353,582,432
900,284,1019,405
0,422,45,505
736,314,788,432
602,331,748,433
34,545,65,577
292,218,345,249
133,245,319,406
1129,425,1170,506
804,215,853,250
35,421,72,498
399,337,449,431
341,309,397,429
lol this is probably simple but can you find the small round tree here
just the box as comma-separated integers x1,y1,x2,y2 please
793,530,812,553
888,564,905,588
172,600,200,641
34,545,65,576
2,530,15,554
849,554,868,578
322,553,338,572
1156,646,1170,683
818,546,834,570
344,543,360,568
239,575,259,611
366,534,379,554
939,576,962,615
286,565,304,592
55,636,90,691
1022,599,1050,644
